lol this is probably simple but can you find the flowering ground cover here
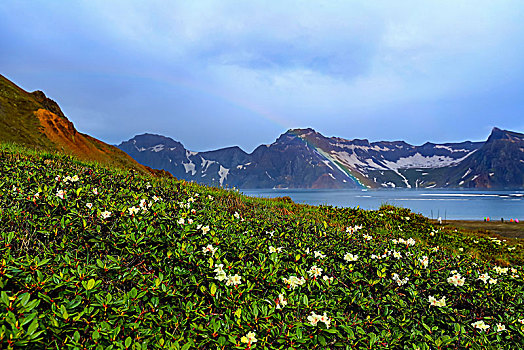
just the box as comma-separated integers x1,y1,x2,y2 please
0,143,523,349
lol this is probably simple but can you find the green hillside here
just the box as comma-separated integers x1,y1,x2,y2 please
1,144,523,349
0,74,152,175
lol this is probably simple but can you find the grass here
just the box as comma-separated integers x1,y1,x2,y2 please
1,144,523,349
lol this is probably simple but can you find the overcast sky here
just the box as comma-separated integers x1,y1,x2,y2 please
1,1,523,152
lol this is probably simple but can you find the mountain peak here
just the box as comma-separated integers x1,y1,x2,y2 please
487,127,524,143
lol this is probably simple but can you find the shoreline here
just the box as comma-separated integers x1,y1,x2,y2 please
430,219,524,239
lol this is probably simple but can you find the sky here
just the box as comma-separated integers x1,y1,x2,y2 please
1,1,523,152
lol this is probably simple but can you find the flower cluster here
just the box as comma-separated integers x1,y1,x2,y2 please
307,312,331,328
240,331,257,346
307,265,323,278
269,246,283,253
202,244,217,256
478,273,497,285
392,273,409,286
283,275,306,289
428,295,446,307
493,266,509,275
391,237,416,246
471,320,490,331
447,272,465,287
62,175,79,184
213,264,243,286
344,252,358,262
314,250,326,258
275,294,287,309
346,225,362,234
419,256,429,268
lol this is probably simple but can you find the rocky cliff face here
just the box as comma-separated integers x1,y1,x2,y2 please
118,127,524,189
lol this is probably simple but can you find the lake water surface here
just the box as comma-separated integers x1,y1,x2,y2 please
242,188,524,221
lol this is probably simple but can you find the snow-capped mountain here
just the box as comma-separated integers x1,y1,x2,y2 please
117,127,524,189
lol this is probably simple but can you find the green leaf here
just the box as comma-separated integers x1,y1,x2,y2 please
86,279,95,290
73,331,80,342
125,336,132,348
92,330,100,340
26,319,39,336
210,283,217,296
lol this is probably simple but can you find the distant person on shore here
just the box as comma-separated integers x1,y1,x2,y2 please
501,218,504,223
438,217,442,225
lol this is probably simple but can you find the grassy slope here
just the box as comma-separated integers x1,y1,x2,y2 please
1,145,523,349
0,74,151,175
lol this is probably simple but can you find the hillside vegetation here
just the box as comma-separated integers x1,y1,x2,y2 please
0,74,151,175
1,144,523,349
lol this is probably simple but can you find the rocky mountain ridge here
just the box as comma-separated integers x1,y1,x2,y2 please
117,127,524,189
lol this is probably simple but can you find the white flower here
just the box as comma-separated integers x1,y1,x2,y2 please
241,331,257,345
100,211,111,219
269,246,283,254
213,264,227,281
128,206,140,215
363,234,372,241
86,203,93,209
518,319,524,324
419,256,429,268
322,275,333,282
431,246,440,252
344,252,358,262
307,312,320,326
187,218,193,224
428,295,446,307
471,320,490,331
319,312,331,328
33,192,40,199
92,188,98,195
393,251,402,259
152,195,160,202
346,226,361,234
187,197,195,203
63,176,72,183
314,251,326,259
202,245,217,256
208,195,214,200
392,273,409,286
71,175,79,182
139,199,147,208
56,189,65,199
478,273,490,284
276,294,287,309
283,276,306,289
307,265,323,278
234,212,240,219
493,266,509,274
488,278,498,285
496,323,506,332
447,273,465,287
177,218,185,225
308,312,330,328
201,226,210,234
145,182,152,189
305,248,310,254
226,274,242,286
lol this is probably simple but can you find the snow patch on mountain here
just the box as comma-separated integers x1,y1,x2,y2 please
218,166,229,186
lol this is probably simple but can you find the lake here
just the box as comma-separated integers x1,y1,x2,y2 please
241,188,524,221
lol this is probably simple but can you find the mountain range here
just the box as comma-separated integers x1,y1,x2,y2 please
117,127,524,189
1,72,522,189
